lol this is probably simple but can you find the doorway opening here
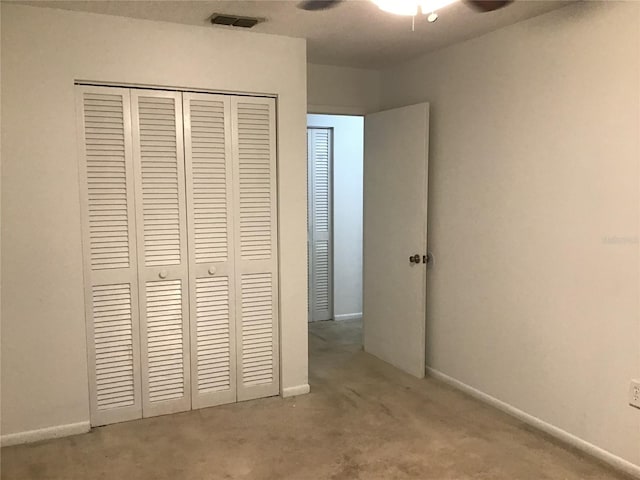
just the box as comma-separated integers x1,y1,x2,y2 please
307,114,364,352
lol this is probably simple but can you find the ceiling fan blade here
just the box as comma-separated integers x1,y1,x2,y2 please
297,0,343,11
464,0,513,12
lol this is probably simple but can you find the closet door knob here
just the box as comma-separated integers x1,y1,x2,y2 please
208,266,217,275
158,270,168,279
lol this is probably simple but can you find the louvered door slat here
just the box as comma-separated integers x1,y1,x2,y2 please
231,97,279,401
146,278,185,402
85,92,129,270
138,95,181,267
131,90,191,418
237,103,272,262
308,128,333,322
241,273,274,386
184,93,237,409
77,86,143,426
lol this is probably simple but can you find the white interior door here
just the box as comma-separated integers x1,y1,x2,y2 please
131,89,192,417
307,127,333,322
231,96,280,401
363,103,429,378
77,86,143,426
183,92,238,409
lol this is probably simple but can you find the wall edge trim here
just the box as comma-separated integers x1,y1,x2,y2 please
427,367,640,479
282,384,310,398
334,313,363,321
1,421,91,447
307,104,368,116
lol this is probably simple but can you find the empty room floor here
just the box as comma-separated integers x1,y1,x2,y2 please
1,318,629,479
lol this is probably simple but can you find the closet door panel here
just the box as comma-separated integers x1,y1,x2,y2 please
231,97,280,401
131,90,191,417
184,93,237,409
77,86,142,426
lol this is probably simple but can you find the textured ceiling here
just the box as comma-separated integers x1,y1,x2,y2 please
16,0,569,69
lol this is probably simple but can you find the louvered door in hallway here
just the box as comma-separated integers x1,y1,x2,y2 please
307,127,333,322
77,85,279,426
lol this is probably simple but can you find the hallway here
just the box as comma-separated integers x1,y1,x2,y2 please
2,319,628,479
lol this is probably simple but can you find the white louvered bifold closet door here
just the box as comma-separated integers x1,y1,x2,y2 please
183,93,237,409
307,128,333,322
231,97,280,401
130,90,191,417
77,86,143,426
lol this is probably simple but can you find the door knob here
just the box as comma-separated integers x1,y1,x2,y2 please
208,266,217,275
159,270,168,279
409,254,420,264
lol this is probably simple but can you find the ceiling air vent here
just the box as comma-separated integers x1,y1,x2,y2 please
210,13,262,28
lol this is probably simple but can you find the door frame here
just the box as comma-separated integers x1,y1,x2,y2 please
306,105,429,378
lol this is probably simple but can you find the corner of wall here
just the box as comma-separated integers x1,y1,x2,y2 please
428,368,640,479
306,63,383,115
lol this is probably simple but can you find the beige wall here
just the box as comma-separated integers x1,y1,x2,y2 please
3,0,639,469
380,1,640,468
1,4,308,437
307,63,381,115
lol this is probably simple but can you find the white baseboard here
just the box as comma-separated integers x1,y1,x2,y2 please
1,421,91,447
282,384,310,398
334,312,362,321
427,367,640,479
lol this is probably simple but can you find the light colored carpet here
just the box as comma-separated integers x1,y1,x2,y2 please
1,318,630,479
